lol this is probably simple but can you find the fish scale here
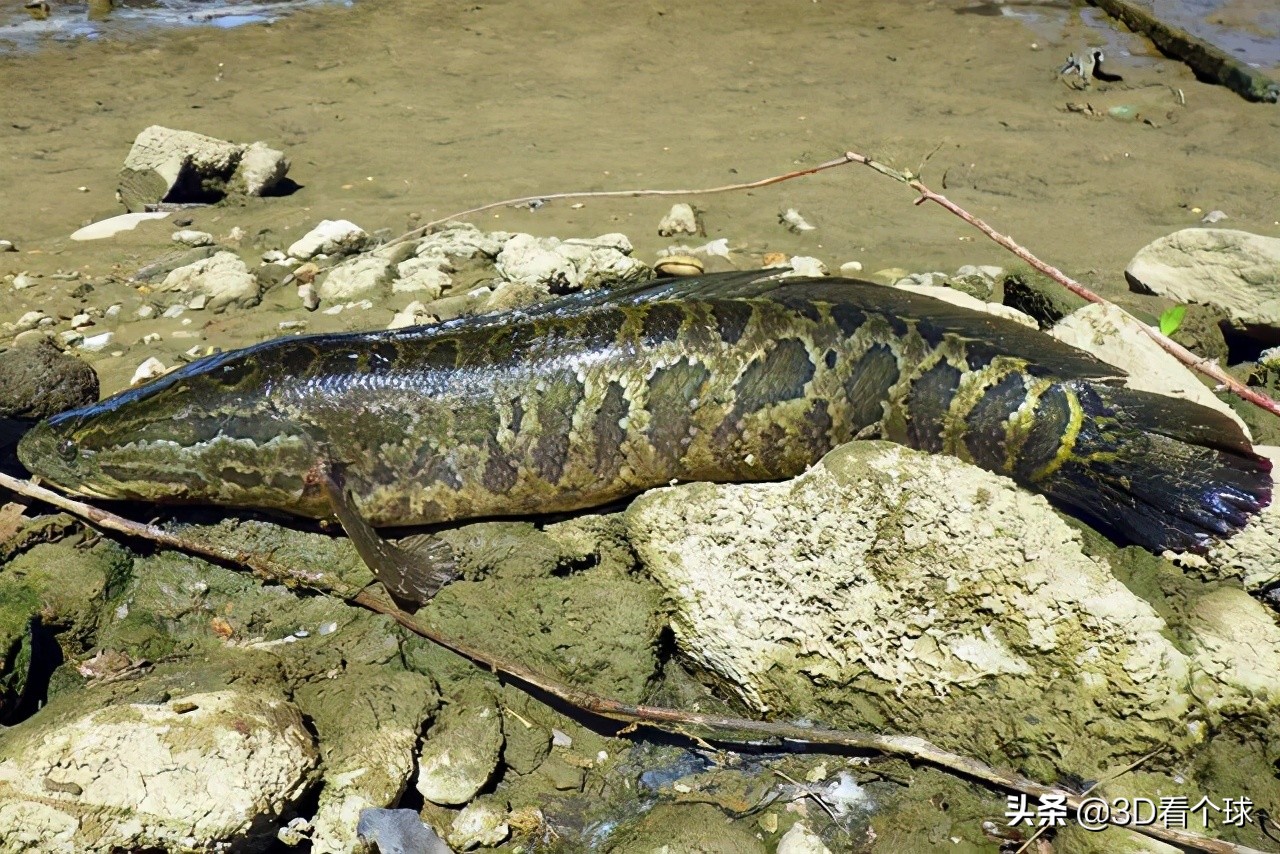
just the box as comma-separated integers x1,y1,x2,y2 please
17,270,1273,604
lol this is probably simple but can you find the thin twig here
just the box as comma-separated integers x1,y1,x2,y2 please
0,471,1265,854
380,153,860,250
840,149,1280,420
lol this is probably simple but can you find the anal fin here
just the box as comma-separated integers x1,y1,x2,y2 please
318,463,458,610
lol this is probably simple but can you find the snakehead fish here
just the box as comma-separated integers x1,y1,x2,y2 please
17,271,1273,606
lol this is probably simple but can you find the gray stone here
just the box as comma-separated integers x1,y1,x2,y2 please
156,251,261,312
357,809,453,854
495,232,651,293
117,125,290,211
230,141,290,197
1125,228,1280,343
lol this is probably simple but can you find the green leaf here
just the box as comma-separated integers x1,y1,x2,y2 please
1159,305,1187,337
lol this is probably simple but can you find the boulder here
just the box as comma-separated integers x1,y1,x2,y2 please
1050,302,1250,438
624,441,1280,780
495,232,652,293
0,687,317,852
1125,228,1280,344
0,338,98,419
156,251,261,312
117,125,290,212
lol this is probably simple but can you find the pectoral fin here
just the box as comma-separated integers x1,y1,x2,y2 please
318,463,458,610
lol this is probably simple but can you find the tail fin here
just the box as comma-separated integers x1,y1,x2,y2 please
1006,382,1272,553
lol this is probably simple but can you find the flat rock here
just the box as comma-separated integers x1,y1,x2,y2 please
1050,301,1249,438
0,337,98,419
288,219,369,260
624,441,1280,779
357,809,453,854
156,251,261,312
70,211,170,241
416,685,504,806
0,687,317,852
1125,228,1280,344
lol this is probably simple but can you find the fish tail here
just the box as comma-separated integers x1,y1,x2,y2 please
949,375,1272,552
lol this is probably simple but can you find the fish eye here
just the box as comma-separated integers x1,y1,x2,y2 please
56,438,78,463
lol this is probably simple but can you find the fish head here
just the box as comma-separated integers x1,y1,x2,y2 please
17,346,320,512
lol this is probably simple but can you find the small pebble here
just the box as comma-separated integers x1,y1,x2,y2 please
839,261,864,274
298,283,320,311
70,313,92,329
779,208,816,233
131,357,167,385
318,622,338,635
1200,209,1228,224
172,229,214,247
188,294,208,311
0,240,16,252
12,273,37,290
79,331,114,352
262,249,287,263
141,332,162,345
162,305,186,319
226,226,247,243
279,320,308,331
551,729,573,748
58,330,84,347
136,305,156,319
657,203,702,237
322,304,344,316
104,304,122,319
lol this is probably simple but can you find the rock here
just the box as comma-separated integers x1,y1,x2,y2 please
11,273,37,290
779,208,815,233
117,125,290,211
1001,270,1090,328
130,357,167,385
394,256,452,297
230,141,290,197
70,211,170,241
298,283,320,311
0,687,317,852
412,222,509,261
624,441,1247,779
172,229,214,247
0,338,98,419
78,332,114,353
357,808,454,854
1049,302,1249,438
0,240,15,252
606,803,767,854
388,301,430,330
416,685,504,806
657,203,702,237
448,796,510,850
128,246,219,284
777,821,833,854
287,219,369,260
495,232,651,293
896,282,1038,328
1125,228,1280,344
299,670,439,854
156,251,260,312
839,260,864,275
317,256,392,301
781,256,827,277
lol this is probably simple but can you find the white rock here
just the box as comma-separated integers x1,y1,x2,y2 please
1050,302,1250,438
624,442,1228,772
318,256,393,301
779,208,815,233
78,332,114,352
262,249,287,264
70,314,92,329
777,821,832,854
130,357,168,385
412,222,510,261
12,311,45,332
1125,229,1280,338
57,331,83,347
782,256,827,277
298,283,320,311
161,304,186,319
172,229,214,247
839,261,864,275
12,273,37,290
104,304,121,318
394,257,452,297
657,203,701,237
287,219,369,260
188,294,208,311
0,240,14,252
232,141,290,196
70,212,170,241
0,688,317,852
388,301,429,330
897,283,1038,328
136,305,156,319
157,251,260,312
279,320,308,331
495,232,650,292
448,798,509,850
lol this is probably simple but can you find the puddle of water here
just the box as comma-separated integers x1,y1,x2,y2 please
0,0,349,51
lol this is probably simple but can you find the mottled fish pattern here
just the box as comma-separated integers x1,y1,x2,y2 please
19,272,1273,562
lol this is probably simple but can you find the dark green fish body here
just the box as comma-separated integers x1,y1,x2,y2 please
17,272,1272,558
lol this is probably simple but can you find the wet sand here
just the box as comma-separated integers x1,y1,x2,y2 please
1,0,1278,390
